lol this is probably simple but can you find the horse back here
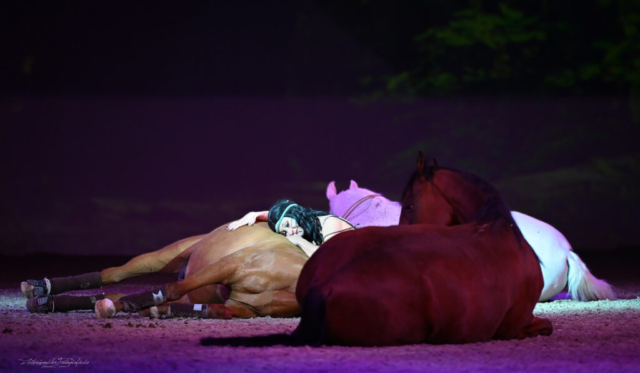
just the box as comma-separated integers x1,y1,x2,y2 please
186,223,286,279
296,223,542,345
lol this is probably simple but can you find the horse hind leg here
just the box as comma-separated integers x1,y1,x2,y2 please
21,272,103,299
100,234,204,284
140,299,256,319
566,251,616,301
96,253,242,318
27,292,124,314
21,234,205,299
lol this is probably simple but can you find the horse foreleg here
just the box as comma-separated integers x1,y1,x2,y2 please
517,316,553,339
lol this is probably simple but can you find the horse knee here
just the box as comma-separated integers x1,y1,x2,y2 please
164,283,183,301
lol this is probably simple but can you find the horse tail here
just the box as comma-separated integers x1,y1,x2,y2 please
567,251,616,301
291,285,329,347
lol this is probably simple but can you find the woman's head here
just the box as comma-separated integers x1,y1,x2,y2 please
268,199,326,245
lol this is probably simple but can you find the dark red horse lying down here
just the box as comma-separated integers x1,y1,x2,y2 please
202,153,552,347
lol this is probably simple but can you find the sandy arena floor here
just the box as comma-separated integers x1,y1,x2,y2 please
0,254,639,372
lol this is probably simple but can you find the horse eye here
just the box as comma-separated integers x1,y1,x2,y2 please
405,205,414,211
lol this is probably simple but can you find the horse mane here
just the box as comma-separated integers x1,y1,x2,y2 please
403,166,524,247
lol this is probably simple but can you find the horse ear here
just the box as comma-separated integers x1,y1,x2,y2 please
349,180,358,189
326,181,337,200
417,152,427,178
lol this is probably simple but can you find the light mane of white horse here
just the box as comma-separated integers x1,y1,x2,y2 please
325,180,615,302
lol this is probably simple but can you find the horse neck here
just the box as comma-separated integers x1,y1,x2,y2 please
433,172,504,226
424,170,527,250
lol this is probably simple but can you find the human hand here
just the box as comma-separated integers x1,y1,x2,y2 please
227,212,259,231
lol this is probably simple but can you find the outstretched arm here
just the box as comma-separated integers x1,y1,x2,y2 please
227,211,269,231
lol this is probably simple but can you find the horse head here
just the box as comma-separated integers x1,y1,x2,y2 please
400,152,514,229
326,180,378,215
326,180,400,226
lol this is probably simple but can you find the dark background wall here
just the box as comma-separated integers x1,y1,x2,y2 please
1,1,638,256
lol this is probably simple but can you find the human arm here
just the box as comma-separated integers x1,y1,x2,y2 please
227,211,269,230
286,235,319,258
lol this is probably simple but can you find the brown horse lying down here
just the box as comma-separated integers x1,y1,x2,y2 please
202,154,552,346
23,223,306,319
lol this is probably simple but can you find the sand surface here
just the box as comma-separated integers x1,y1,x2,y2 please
1,255,639,372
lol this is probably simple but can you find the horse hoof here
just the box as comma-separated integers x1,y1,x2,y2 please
95,299,116,319
149,306,160,319
21,282,33,298
21,279,50,299
26,295,53,314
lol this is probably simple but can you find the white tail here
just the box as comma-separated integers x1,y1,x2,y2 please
567,251,616,301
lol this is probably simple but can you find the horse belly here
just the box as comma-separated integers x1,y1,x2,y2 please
316,269,507,345
305,254,489,345
319,272,428,346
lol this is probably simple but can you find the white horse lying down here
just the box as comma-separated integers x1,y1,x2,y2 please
327,180,615,302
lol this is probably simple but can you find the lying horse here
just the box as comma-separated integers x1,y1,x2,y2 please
326,180,615,302
202,154,553,347
23,223,306,319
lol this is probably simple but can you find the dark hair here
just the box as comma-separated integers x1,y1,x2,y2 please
267,199,327,245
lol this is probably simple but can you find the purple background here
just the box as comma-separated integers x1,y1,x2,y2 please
1,1,638,256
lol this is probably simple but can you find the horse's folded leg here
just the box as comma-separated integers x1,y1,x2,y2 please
27,293,112,313
119,286,168,313
139,303,205,318
26,295,54,314
519,316,553,339
21,272,103,298
54,293,107,312
140,304,170,318
167,303,210,318
160,303,234,319
140,302,246,319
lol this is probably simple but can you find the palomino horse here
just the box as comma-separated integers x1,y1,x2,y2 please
23,223,306,319
202,154,553,347
326,180,615,302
